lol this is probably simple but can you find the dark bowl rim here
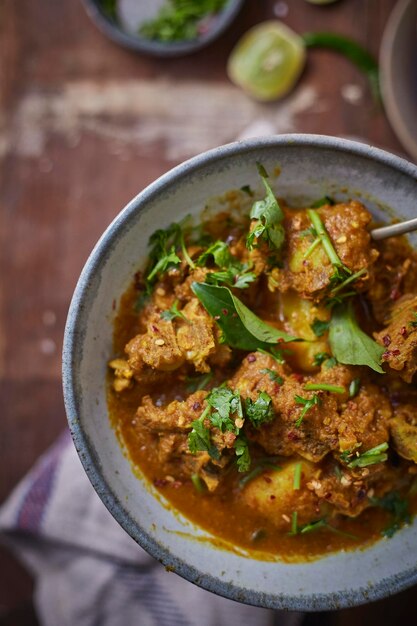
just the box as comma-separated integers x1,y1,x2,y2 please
81,0,246,56
62,133,417,612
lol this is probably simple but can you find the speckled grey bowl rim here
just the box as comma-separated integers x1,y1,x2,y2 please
81,0,245,57
63,134,417,612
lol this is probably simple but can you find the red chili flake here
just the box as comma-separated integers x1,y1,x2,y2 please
276,338,285,344
192,402,201,411
274,383,282,393
392,349,401,356
287,431,300,441
382,334,391,346
247,354,256,363
270,495,276,500
390,287,401,301
153,478,168,488
151,325,159,333
172,481,182,489
400,326,408,338
292,373,304,383
222,308,229,316
263,476,272,484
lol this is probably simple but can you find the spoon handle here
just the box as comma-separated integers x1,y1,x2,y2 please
370,217,417,241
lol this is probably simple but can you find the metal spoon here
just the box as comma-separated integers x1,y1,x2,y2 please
370,217,417,240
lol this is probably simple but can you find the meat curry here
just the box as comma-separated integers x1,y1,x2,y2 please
108,166,417,560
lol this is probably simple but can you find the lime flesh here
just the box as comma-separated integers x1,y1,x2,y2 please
227,21,306,101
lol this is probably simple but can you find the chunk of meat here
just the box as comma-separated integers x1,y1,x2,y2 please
176,299,216,373
390,404,417,463
126,315,185,372
375,294,417,382
125,298,230,379
231,354,391,465
367,237,417,324
269,202,378,300
135,391,235,491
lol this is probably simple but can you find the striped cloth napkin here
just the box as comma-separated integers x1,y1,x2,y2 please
0,430,304,626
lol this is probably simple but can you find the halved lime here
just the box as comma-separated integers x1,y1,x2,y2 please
227,21,306,101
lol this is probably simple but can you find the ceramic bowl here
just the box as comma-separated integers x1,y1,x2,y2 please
63,135,417,611
81,0,245,57
380,0,417,162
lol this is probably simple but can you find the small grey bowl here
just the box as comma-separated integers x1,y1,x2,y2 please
63,135,417,611
81,0,245,57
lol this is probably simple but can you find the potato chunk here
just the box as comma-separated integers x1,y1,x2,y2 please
242,460,327,530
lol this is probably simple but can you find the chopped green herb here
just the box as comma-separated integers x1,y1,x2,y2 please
235,436,251,473
241,184,254,197
185,371,213,393
325,356,338,369
191,473,206,493
349,377,361,398
146,222,195,286
139,0,228,42
160,300,187,322
303,236,322,259
306,209,354,290
300,519,358,539
311,318,330,337
310,195,335,209
258,347,287,364
188,406,220,460
260,368,284,384
206,267,257,290
304,383,345,394
293,462,302,490
290,511,298,535
147,246,181,283
246,163,285,251
191,282,299,352
197,240,233,268
206,386,242,433
294,393,322,427
347,442,389,468
245,391,275,427
239,462,282,489
328,268,367,301
313,352,331,366
370,491,410,538
329,302,385,373
339,443,362,464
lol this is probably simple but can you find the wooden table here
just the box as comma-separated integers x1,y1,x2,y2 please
0,0,414,623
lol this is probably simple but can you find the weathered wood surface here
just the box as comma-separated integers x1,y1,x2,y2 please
0,0,413,622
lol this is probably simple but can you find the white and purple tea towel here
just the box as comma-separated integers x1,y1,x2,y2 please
0,430,304,626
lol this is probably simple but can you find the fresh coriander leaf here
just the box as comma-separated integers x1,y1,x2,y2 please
311,318,330,337
234,271,257,289
235,436,251,472
160,300,187,322
245,391,275,427
239,461,282,488
185,372,213,393
261,368,284,384
258,347,287,364
246,163,285,251
310,195,335,209
191,282,300,351
197,240,233,268
299,519,357,539
294,394,322,427
289,511,298,535
206,386,242,433
206,268,256,290
325,357,338,369
349,377,361,398
339,443,362,464
313,352,331,366
147,246,181,283
188,407,220,460
329,302,385,373
347,442,388,468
